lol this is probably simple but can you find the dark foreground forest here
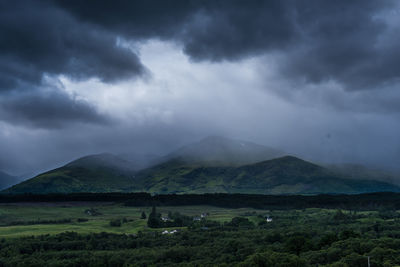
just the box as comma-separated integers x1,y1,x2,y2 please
0,193,399,266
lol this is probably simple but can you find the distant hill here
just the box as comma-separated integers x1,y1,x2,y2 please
3,153,136,194
326,163,400,186
163,136,285,166
129,156,400,194
0,171,20,190
3,138,400,195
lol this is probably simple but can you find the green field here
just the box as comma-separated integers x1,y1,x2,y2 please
0,202,399,266
0,202,269,237
0,202,388,239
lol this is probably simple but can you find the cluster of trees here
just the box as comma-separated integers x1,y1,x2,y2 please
147,206,195,228
109,217,128,227
225,217,255,229
1,192,400,210
5,218,72,226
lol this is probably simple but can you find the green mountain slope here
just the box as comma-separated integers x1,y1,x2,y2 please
130,156,400,194
3,154,136,194
4,141,400,195
66,153,136,172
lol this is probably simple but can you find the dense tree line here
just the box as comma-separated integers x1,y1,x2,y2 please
0,192,399,210
5,218,72,226
147,206,196,228
0,211,399,266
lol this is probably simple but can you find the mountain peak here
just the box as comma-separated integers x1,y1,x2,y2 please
199,136,235,144
276,155,305,162
66,153,135,171
260,155,321,169
166,136,285,166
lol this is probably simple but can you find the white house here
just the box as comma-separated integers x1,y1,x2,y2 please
161,216,171,222
161,229,178,235
264,215,273,222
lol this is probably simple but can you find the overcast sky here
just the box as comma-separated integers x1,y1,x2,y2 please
1,0,400,175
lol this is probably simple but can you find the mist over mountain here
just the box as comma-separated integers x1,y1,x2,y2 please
117,153,162,171
163,136,285,166
67,153,136,172
3,136,399,195
132,155,399,195
325,163,400,186
0,171,21,190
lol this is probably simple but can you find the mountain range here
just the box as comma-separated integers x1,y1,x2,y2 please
3,136,400,195
3,154,136,194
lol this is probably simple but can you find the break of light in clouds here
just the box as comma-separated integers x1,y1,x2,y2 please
0,0,400,175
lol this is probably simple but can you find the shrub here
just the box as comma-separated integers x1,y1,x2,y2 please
109,219,121,227
141,211,147,219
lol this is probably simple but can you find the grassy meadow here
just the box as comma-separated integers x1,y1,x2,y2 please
0,202,390,238
0,202,270,237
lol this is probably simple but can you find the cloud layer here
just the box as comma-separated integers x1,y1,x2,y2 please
1,0,400,174
54,0,399,91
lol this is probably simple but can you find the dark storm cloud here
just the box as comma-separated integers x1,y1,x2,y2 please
54,0,296,60
1,0,398,102
54,0,398,91
53,0,196,38
0,0,145,90
183,0,398,91
185,0,398,91
282,0,397,90
0,89,110,129
0,0,146,127
181,1,296,61
57,0,297,60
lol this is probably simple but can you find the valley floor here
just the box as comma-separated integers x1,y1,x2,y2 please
0,203,266,237
0,202,399,266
